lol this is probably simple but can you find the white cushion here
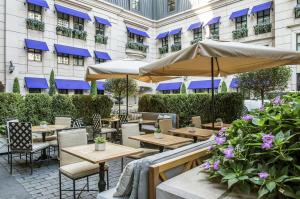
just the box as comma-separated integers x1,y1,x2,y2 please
32,142,49,152
60,161,99,179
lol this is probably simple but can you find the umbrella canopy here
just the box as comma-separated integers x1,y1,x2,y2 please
85,59,173,83
139,40,300,77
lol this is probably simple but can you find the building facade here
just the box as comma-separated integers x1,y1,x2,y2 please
0,0,299,95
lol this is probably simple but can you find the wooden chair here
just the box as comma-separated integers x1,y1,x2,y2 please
192,116,202,128
148,147,210,199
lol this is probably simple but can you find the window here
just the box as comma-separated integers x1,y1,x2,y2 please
73,56,84,66
297,33,300,51
172,90,180,94
193,28,202,40
58,89,68,94
73,17,84,30
167,0,176,12
74,90,83,94
162,90,171,94
57,12,69,28
257,9,270,25
173,33,181,44
28,88,41,93
297,73,300,91
95,58,106,64
57,54,69,64
162,37,168,47
132,0,140,11
128,32,135,42
236,15,247,29
136,35,144,44
97,90,104,95
210,23,219,39
28,4,42,21
96,23,105,35
28,49,42,62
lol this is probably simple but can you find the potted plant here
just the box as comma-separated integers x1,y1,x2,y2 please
94,136,107,151
188,124,196,133
40,121,48,129
154,128,163,139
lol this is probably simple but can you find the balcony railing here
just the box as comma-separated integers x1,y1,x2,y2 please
232,27,248,40
126,41,148,53
26,19,45,32
95,34,108,44
56,26,87,40
159,46,168,54
171,43,181,52
254,23,272,35
191,37,202,45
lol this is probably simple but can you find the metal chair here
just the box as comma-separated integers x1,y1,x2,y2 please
92,114,117,140
8,122,50,175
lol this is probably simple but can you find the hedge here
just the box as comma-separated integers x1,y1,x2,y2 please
0,93,113,126
138,93,244,126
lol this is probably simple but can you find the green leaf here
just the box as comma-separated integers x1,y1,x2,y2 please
252,118,260,126
266,181,276,192
284,177,300,182
275,131,284,142
280,189,297,199
249,177,263,185
238,182,251,194
294,165,300,171
275,175,289,183
238,176,249,181
223,173,236,180
228,178,239,189
258,187,269,199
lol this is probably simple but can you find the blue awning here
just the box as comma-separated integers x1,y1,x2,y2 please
55,79,90,90
188,79,221,89
188,22,202,31
24,77,49,89
156,82,182,91
26,0,49,8
229,8,249,20
54,4,91,20
54,44,91,57
95,16,112,26
169,28,182,36
206,16,221,26
97,82,105,91
25,39,49,51
127,27,150,38
251,1,272,14
94,51,111,60
156,32,169,39
230,78,239,89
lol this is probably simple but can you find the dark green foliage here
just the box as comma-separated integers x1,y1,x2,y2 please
90,80,97,96
0,93,25,124
12,78,20,94
51,95,74,123
220,81,227,93
138,93,243,126
49,70,56,96
180,83,187,94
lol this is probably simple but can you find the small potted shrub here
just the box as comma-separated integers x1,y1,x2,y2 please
94,136,107,151
154,128,163,139
40,121,48,129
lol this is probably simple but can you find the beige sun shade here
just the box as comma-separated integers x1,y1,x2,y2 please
85,58,174,83
139,40,300,77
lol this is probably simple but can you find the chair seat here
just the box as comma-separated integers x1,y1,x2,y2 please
60,161,108,179
32,142,50,152
129,148,159,159
101,128,117,134
141,125,156,133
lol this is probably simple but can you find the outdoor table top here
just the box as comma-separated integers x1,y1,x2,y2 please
168,127,214,140
31,125,69,133
102,118,120,122
61,143,142,164
128,134,193,147
140,120,156,124
202,123,231,130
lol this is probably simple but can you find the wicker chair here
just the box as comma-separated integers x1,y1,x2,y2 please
8,122,50,175
58,129,109,199
191,116,202,128
92,114,117,140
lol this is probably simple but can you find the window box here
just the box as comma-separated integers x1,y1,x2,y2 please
254,23,272,35
126,41,148,53
171,43,181,52
56,25,72,37
95,34,108,44
26,18,45,32
159,46,168,54
191,37,202,45
211,34,219,40
72,29,87,40
232,27,248,40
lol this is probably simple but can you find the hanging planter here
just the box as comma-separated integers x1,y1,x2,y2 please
26,19,45,32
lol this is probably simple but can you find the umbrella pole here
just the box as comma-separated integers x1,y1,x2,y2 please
211,57,215,129
126,75,129,122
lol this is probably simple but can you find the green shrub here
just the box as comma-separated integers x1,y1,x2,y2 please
13,78,20,94
0,93,25,125
49,70,56,96
138,93,243,126
92,95,113,119
90,80,97,96
24,94,52,125
51,95,74,123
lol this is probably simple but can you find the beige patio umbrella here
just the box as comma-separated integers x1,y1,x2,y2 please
140,40,300,127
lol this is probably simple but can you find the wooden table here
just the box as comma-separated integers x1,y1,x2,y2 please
61,143,141,192
102,118,120,129
168,128,214,143
201,123,231,130
129,134,193,152
32,125,68,160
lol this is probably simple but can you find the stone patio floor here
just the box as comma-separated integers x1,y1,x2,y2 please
0,153,132,199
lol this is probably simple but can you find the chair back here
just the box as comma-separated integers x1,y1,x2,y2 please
8,122,32,152
58,129,87,166
159,119,173,134
55,117,72,127
122,123,140,148
72,118,84,128
192,116,202,128
6,119,19,140
92,114,102,131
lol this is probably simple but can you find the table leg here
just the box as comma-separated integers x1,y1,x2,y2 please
36,132,51,161
159,146,164,153
98,162,106,192
193,136,198,143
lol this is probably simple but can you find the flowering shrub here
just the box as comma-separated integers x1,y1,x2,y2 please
204,94,300,198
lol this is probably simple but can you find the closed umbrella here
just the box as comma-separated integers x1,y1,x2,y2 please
140,40,300,128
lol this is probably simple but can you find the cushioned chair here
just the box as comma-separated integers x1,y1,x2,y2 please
8,122,50,175
191,116,202,128
6,119,19,164
58,129,109,199
92,114,117,140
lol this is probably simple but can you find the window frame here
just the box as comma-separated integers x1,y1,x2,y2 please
297,33,300,51
58,89,68,94
95,58,106,64
161,37,168,48
57,54,70,65
209,23,219,37
297,73,300,91
257,9,271,25
162,90,171,94
131,0,141,11
96,23,106,35
167,0,176,13
136,35,144,44
173,33,181,45
28,4,42,21
73,16,84,31
97,90,104,95
73,56,84,66
74,89,83,95
128,32,135,42
28,88,42,93
193,28,202,40
28,49,42,62
57,12,70,28
235,15,247,30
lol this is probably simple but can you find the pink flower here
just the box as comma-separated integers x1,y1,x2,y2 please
242,115,253,121
215,136,226,145
258,172,269,179
223,146,234,159
272,96,282,105
202,162,210,170
213,160,220,170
